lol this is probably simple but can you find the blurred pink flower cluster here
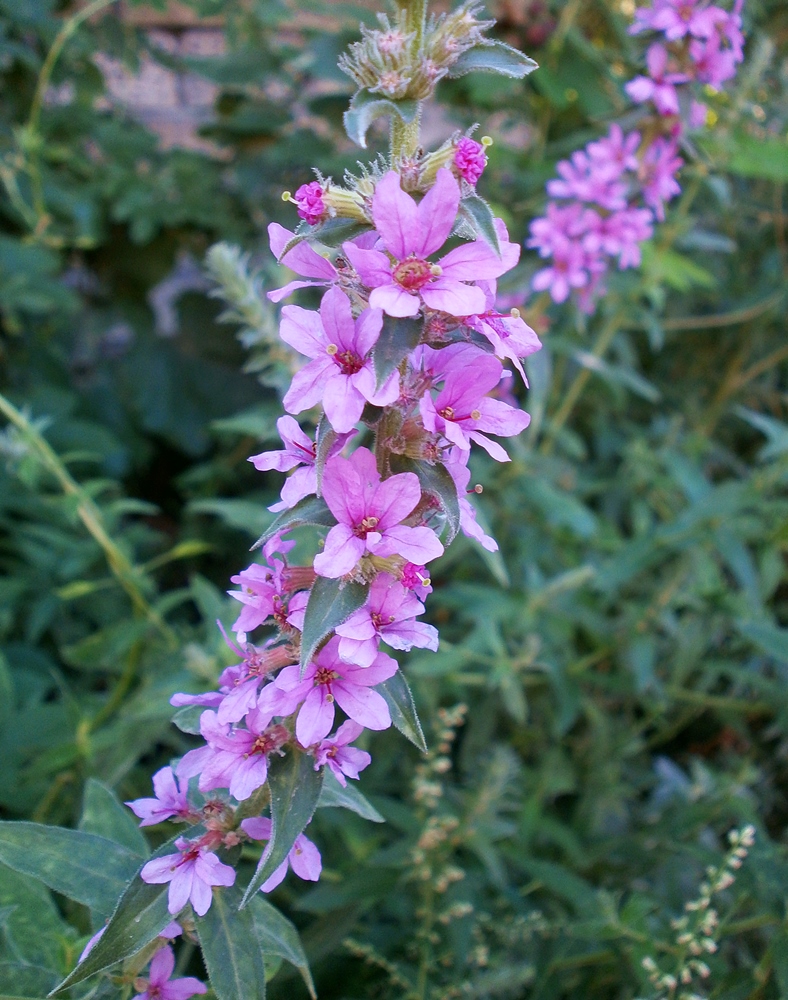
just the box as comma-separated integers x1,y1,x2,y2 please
528,0,745,310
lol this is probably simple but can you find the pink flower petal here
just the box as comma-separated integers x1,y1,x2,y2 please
296,686,336,745
414,168,460,258
342,243,392,288
420,279,486,317
283,357,334,415
369,283,421,317
279,305,327,358
372,171,419,259
322,371,366,434
333,682,391,731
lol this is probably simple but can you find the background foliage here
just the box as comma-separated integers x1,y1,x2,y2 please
0,0,787,997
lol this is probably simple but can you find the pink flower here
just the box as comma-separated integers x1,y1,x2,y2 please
249,415,354,512
419,354,531,461
462,281,542,383
401,562,433,600
547,149,628,210
126,766,195,827
454,137,487,185
293,181,326,225
313,720,372,786
240,817,322,892
280,287,398,434
140,838,236,917
177,708,288,802
343,168,517,318
335,573,438,667
639,137,683,220
133,946,206,1000
313,446,444,578
227,534,295,634
265,636,398,746
625,44,689,115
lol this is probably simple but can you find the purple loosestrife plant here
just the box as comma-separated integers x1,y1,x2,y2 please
528,0,746,311
53,3,541,997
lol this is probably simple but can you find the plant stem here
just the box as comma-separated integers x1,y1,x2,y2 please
539,312,621,455
389,0,428,161
26,0,120,233
0,391,175,645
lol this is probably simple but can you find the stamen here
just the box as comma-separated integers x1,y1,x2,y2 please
326,343,338,355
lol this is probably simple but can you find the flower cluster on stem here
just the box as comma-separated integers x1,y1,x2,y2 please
528,0,745,311
127,44,542,921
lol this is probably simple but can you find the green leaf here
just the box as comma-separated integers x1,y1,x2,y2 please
390,456,461,543
0,962,57,996
737,620,788,664
252,496,335,551
172,704,205,735
373,315,423,391
314,415,336,495
728,136,788,182
0,867,67,970
317,768,385,823
197,883,267,1000
250,895,315,998
457,195,500,254
50,831,196,994
344,90,419,149
377,672,427,753
79,779,149,856
307,218,373,248
300,577,369,673
447,41,538,80
0,823,142,918
241,753,324,904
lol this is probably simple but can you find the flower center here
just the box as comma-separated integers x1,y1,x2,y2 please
314,666,339,687
327,344,365,375
353,515,379,538
371,612,396,629
393,257,438,291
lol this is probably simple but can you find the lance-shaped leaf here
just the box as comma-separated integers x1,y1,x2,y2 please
79,779,149,857
241,752,324,905
172,704,204,735
252,495,335,551
0,823,142,917
314,415,335,496
49,830,199,994
447,41,538,79
197,883,267,1000
250,896,316,998
457,195,500,255
390,456,461,544
317,768,384,823
344,90,419,148
300,577,369,673
373,315,423,391
377,672,427,753
278,218,373,259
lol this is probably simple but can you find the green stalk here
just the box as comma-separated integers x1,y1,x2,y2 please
390,0,429,161
25,0,120,234
0,391,175,644
539,312,622,455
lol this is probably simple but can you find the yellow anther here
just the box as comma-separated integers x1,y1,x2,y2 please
510,307,520,318
473,484,483,494
481,136,493,147
471,409,481,421
281,190,292,202
430,263,443,276
326,343,338,355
